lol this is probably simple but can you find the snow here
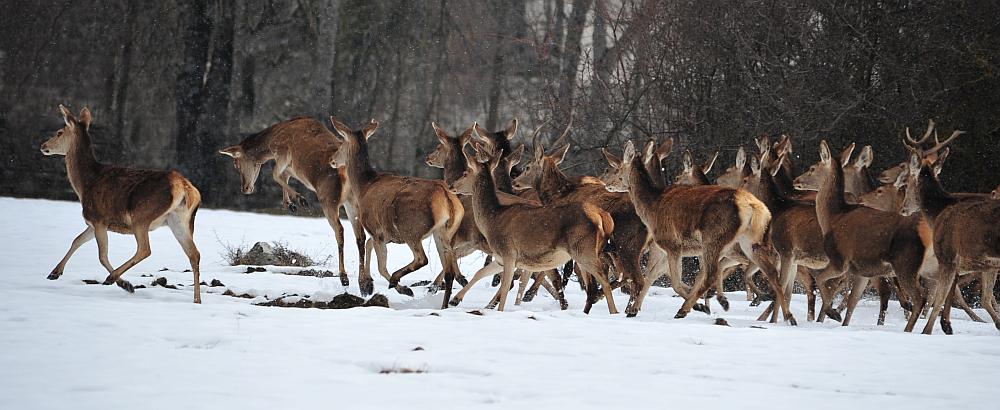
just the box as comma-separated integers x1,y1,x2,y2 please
0,197,997,410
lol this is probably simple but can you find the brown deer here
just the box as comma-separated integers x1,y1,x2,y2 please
858,169,990,324
426,122,566,309
603,141,791,323
798,140,931,330
674,150,719,186
449,132,617,313
327,117,464,308
513,135,649,316
715,146,750,189
219,117,359,291
41,105,202,303
898,125,1000,334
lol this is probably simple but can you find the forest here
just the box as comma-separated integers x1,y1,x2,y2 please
2,0,999,209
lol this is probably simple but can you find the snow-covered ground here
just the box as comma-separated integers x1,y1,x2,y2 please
0,197,997,410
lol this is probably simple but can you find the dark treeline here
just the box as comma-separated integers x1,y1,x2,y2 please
2,0,998,210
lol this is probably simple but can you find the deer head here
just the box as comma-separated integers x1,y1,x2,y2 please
793,143,856,191
603,140,638,193
218,143,264,194
426,122,474,168
451,130,505,195
327,116,379,168
716,146,749,188
858,171,907,212
674,149,718,185
41,104,92,156
511,120,564,191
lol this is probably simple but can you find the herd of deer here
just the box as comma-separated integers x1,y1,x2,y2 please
40,104,1000,335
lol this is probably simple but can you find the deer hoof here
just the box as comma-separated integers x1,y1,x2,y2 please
825,309,842,322
522,290,536,302
339,272,350,287
286,202,298,213
359,279,374,297
787,315,798,326
491,274,502,287
297,195,309,208
448,297,462,307
693,303,710,314
718,296,730,311
456,275,469,287
673,310,689,319
116,279,135,293
46,270,62,280
559,300,569,311
394,285,414,297
102,275,116,286
425,284,440,294
941,320,953,335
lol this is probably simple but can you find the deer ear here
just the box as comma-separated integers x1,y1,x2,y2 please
893,168,908,188
908,153,921,176
770,155,785,177
471,141,490,164
819,140,832,164
682,151,694,171
533,140,544,162
735,146,746,170
329,116,354,140
854,145,873,169
78,107,92,130
219,146,243,158
839,143,856,167
505,118,518,140
623,140,636,163
755,135,769,154
58,104,75,127
509,144,525,167
656,138,674,160
642,140,656,164
702,151,719,174
550,143,570,165
602,147,621,168
431,122,451,144
474,123,491,142
459,124,475,145
750,155,761,175
361,119,379,140
932,147,949,176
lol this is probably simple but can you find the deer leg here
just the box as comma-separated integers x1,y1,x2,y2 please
495,258,518,312
102,226,152,293
939,276,960,335
978,272,1000,330
48,225,96,280
514,271,532,306
450,260,503,306
272,162,306,213
841,276,870,327
522,269,549,302
745,242,792,325
371,239,392,288
745,265,766,306
93,224,114,275
167,213,201,304
385,241,428,297
319,203,350,288
898,272,928,333
797,268,817,322
628,247,669,316
874,277,890,326
815,264,848,323
677,245,722,319
922,266,958,335
951,280,985,323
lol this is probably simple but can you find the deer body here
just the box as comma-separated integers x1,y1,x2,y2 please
42,105,202,303
220,117,361,290
328,118,463,306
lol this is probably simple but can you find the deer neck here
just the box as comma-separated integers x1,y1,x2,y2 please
343,141,378,195
442,149,467,186
644,159,665,188
916,167,955,224
491,165,515,194
537,161,576,204
815,162,848,234
64,130,101,199
627,157,663,216
471,168,503,225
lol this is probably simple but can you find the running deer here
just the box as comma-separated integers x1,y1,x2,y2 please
41,105,202,303
899,124,1000,334
798,140,930,331
219,117,359,291
513,134,649,316
449,131,617,313
426,122,566,309
603,141,791,323
327,117,464,308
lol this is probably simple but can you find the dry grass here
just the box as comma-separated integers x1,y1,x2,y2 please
218,238,329,267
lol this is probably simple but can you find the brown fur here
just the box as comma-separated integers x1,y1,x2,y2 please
329,117,463,307
604,141,790,323
42,105,202,303
219,117,361,291
450,133,616,313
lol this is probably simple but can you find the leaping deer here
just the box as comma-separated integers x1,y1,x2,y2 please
219,117,360,292
41,104,202,303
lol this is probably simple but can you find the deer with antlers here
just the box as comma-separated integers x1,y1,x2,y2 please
426,122,567,309
604,140,791,323
326,117,464,307
449,127,617,313
219,117,360,291
897,122,1000,334
41,105,202,303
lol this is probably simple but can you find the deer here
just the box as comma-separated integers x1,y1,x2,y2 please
41,104,202,303
673,150,719,186
512,133,649,316
326,117,464,308
449,128,618,313
426,122,567,309
858,165,990,324
796,140,932,331
219,117,360,292
603,140,792,323
898,122,1000,334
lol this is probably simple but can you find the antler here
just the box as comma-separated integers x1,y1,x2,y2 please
529,119,552,154
552,111,574,149
923,130,963,157
905,119,935,147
